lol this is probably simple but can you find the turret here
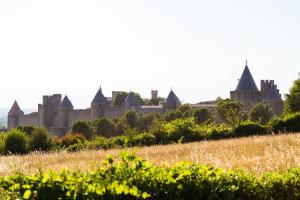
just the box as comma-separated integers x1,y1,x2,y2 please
7,101,24,129
90,87,109,120
163,89,181,109
58,95,73,128
125,91,139,111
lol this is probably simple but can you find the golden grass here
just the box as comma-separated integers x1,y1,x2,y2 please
1,133,300,176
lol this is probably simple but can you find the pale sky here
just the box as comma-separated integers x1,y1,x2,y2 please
0,0,299,109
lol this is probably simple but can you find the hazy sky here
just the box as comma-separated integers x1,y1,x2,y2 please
0,0,299,109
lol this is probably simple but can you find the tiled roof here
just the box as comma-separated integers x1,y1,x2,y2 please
91,87,109,105
235,65,259,91
125,92,139,105
8,100,23,116
264,87,282,100
60,95,73,108
164,90,181,105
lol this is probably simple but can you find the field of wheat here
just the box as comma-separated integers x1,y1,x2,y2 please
0,133,300,176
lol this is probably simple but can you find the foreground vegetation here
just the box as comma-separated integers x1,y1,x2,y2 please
0,151,300,199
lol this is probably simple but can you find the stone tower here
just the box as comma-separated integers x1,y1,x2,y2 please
230,62,261,110
151,90,158,99
39,94,62,130
230,61,284,116
125,91,139,111
58,95,74,128
261,80,284,116
90,87,109,120
7,101,24,129
163,89,181,109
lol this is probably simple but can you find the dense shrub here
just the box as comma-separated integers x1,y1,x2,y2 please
71,121,93,139
249,102,274,125
4,129,27,154
27,128,53,151
60,133,86,147
234,121,268,137
193,108,212,124
94,118,116,137
17,126,35,135
270,112,300,133
0,152,300,199
0,134,5,154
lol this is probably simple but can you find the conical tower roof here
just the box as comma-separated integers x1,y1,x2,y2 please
235,63,258,91
60,95,73,108
125,92,138,105
164,89,181,105
264,87,281,100
8,100,24,116
91,87,108,105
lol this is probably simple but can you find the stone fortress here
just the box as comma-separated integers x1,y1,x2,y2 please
7,61,284,135
8,88,182,135
230,61,284,116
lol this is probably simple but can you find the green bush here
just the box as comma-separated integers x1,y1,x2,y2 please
71,121,93,139
0,152,300,199
0,133,5,154
4,129,27,154
94,118,116,137
61,133,86,147
270,112,300,134
27,128,53,151
16,126,35,135
234,121,268,137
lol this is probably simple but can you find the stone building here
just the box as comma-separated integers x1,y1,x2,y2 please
230,62,284,116
7,88,181,136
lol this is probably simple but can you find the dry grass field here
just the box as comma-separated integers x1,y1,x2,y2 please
1,133,300,176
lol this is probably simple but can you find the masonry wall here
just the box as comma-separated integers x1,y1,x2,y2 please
18,112,40,127
105,105,125,118
68,109,91,127
138,106,165,114
230,91,262,110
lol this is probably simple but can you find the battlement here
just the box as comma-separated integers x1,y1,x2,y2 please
151,90,158,99
43,94,62,105
261,80,277,92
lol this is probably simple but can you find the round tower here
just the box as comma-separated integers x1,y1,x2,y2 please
90,87,109,120
58,95,74,128
125,91,139,111
7,100,24,129
163,89,181,109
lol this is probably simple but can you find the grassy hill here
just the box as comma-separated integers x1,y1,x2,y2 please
0,133,299,176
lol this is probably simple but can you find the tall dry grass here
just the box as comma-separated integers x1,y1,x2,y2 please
0,133,300,176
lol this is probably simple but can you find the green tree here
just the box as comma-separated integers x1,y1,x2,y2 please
28,127,53,151
95,118,116,137
4,129,27,154
113,92,128,106
113,92,144,105
285,73,300,114
249,102,274,125
125,110,137,129
163,110,183,122
216,98,244,128
178,104,191,113
193,108,212,124
71,121,93,139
